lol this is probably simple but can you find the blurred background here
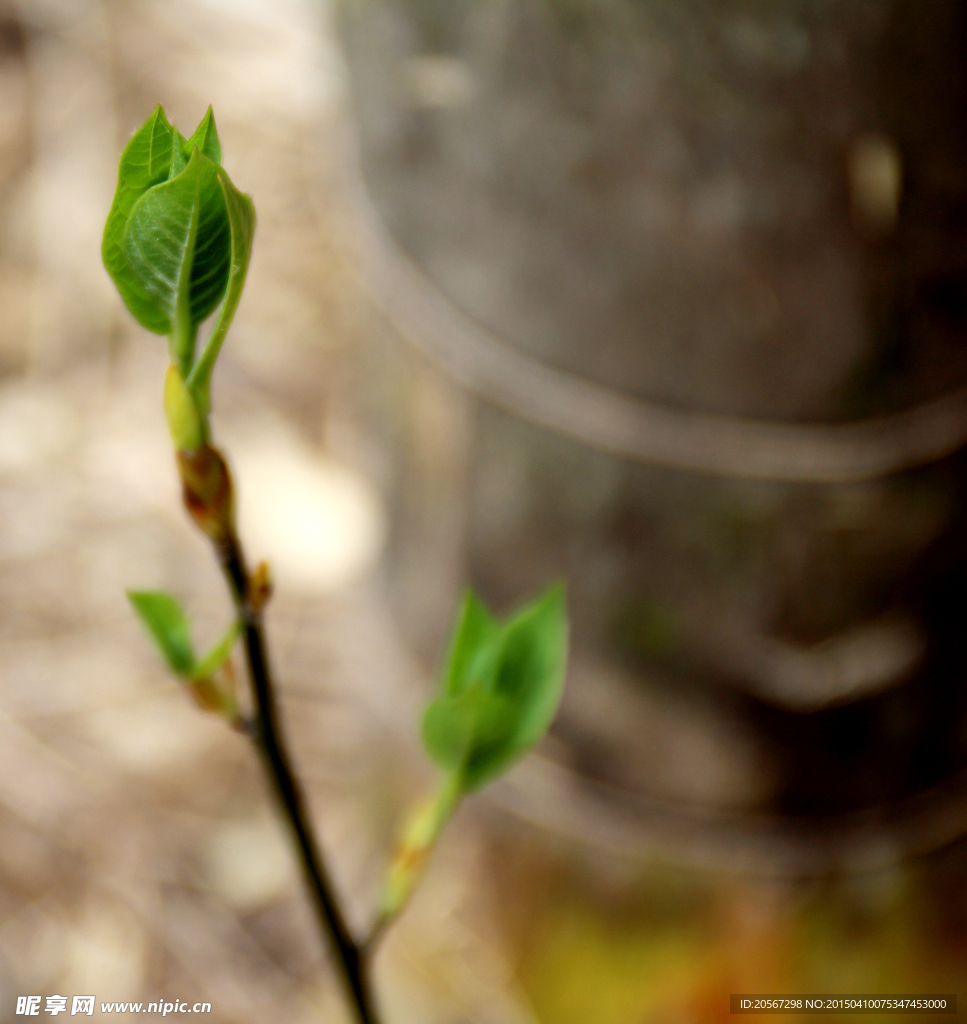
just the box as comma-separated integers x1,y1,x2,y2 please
2,0,967,1020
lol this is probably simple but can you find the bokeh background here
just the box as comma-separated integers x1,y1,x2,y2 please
2,0,967,1021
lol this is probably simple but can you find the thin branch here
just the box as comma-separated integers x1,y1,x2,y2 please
215,531,380,1024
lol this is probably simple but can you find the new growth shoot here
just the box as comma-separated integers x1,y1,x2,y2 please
103,106,569,1024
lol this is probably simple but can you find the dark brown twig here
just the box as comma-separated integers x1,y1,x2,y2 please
179,444,379,1024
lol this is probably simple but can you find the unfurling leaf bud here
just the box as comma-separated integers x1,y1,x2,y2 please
422,585,568,794
103,107,230,363
102,105,255,405
127,590,240,720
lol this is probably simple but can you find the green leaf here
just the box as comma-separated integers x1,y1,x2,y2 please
167,132,189,180
128,590,196,677
104,106,250,393
187,167,256,415
489,583,568,760
443,591,501,696
185,106,222,165
102,106,182,334
421,584,568,793
423,687,515,776
122,147,231,370
188,159,233,327
423,689,479,773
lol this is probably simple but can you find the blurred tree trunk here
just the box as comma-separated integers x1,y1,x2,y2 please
337,0,967,834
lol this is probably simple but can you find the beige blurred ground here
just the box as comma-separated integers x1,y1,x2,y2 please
2,3,967,1024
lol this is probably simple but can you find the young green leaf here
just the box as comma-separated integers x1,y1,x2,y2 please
122,147,231,371
128,590,196,677
423,688,481,774
442,591,502,696
187,167,256,414
104,106,250,396
102,106,182,334
422,687,515,778
487,583,568,764
185,106,222,166
421,584,568,793
167,127,190,181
